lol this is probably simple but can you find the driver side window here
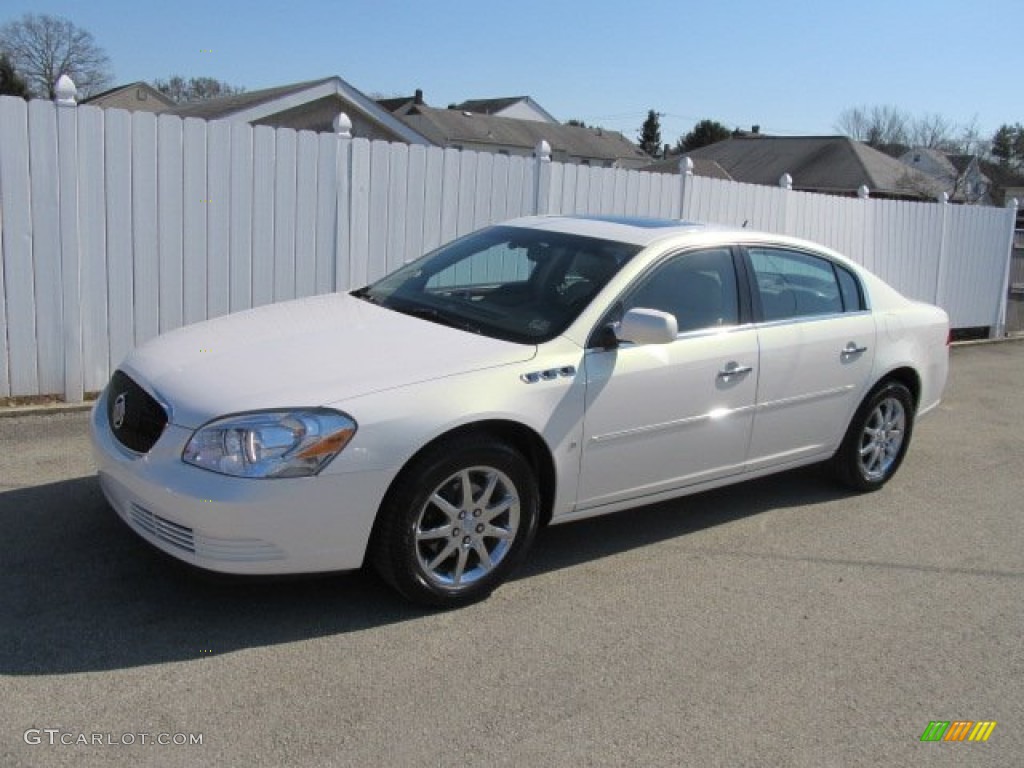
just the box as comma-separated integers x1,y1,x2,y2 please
625,247,739,333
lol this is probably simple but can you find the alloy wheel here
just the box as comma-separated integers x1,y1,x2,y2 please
413,466,520,589
858,396,906,481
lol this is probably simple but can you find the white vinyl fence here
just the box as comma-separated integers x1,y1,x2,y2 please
0,93,1018,401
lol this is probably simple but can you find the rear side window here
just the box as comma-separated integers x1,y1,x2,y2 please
747,248,844,321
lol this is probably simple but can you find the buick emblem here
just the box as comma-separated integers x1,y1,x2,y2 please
112,393,127,430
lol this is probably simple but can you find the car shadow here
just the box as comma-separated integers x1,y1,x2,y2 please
1,467,846,675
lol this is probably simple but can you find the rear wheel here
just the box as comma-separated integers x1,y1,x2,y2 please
370,438,540,608
832,381,915,491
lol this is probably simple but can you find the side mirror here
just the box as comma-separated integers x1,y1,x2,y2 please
591,323,620,350
618,308,678,345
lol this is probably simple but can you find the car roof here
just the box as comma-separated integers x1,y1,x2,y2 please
500,215,862,270
502,215,738,247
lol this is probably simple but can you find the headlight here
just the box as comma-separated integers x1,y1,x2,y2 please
182,409,357,478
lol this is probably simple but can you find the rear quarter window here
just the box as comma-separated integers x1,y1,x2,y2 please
835,265,866,311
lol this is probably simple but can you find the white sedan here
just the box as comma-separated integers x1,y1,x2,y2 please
91,215,949,607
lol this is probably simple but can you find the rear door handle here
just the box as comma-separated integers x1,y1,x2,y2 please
717,362,753,379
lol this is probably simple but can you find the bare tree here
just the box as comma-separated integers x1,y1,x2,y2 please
0,13,112,98
909,112,954,149
835,106,871,141
949,117,988,157
835,105,910,149
152,75,245,103
836,105,998,159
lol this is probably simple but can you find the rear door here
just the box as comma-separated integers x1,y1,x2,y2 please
743,246,876,470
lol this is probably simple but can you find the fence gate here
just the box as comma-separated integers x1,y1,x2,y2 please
1006,231,1024,334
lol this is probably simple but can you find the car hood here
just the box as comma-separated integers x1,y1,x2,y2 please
120,293,536,427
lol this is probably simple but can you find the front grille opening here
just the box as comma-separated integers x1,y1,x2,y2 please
107,371,168,453
129,504,196,553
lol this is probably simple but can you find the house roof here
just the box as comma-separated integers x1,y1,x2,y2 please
638,155,734,180
398,105,650,166
452,96,558,123
948,154,977,174
454,97,523,113
683,135,943,198
164,76,430,144
377,95,416,113
165,78,332,119
80,81,175,109
899,147,993,203
978,160,1024,189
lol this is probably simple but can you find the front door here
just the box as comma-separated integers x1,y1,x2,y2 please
577,247,758,511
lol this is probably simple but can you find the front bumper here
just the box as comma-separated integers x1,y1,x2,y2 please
89,392,390,575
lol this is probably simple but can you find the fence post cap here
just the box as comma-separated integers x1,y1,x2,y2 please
858,184,871,200
55,74,77,106
679,156,694,176
1007,197,1019,210
779,173,792,190
535,140,551,162
937,191,949,204
333,112,352,138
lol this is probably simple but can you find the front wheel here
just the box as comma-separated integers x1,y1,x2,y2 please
370,438,540,608
832,381,915,491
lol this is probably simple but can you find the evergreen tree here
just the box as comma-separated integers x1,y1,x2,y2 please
679,119,732,152
639,110,662,157
0,53,29,97
991,124,1015,166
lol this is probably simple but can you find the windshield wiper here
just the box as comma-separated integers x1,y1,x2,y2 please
390,304,482,335
351,287,384,304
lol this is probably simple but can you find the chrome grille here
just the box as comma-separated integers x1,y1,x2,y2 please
107,371,168,454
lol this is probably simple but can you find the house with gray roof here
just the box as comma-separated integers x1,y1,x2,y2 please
979,161,1024,227
379,91,558,123
639,154,734,180
450,96,558,123
376,89,425,116
674,135,943,200
396,104,650,168
81,81,175,113
899,147,992,204
164,76,430,144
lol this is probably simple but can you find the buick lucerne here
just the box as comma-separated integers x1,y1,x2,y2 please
91,216,949,607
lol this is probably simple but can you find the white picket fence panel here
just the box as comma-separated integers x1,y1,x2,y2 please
0,95,1018,400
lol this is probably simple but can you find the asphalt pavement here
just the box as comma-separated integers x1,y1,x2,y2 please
1,342,1021,767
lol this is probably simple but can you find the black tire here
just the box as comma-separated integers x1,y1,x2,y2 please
369,437,540,608
832,381,915,492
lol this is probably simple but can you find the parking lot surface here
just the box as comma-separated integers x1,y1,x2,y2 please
1,342,1022,767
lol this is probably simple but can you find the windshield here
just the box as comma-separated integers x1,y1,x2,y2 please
354,225,642,344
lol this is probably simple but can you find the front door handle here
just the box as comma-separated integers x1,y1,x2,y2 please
841,342,868,358
717,362,753,380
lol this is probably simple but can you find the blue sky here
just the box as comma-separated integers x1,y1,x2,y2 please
3,0,1018,145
